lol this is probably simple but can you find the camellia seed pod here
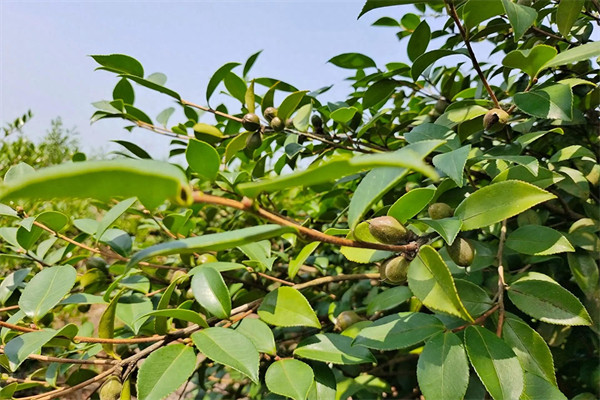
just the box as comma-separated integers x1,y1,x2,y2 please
368,216,408,244
483,108,509,133
270,117,285,132
311,114,323,128
335,310,362,331
99,376,123,400
246,131,262,151
242,113,261,131
197,253,218,264
428,203,454,220
263,107,278,122
382,255,410,284
447,237,475,267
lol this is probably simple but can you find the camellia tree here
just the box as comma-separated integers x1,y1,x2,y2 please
0,0,599,399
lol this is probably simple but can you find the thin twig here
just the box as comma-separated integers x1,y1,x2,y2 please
496,219,508,337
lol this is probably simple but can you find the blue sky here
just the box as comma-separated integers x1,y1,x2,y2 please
1,0,433,158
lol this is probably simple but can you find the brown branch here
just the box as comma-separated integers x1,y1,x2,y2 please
181,100,243,123
452,304,500,333
0,348,118,365
293,273,379,290
496,219,508,337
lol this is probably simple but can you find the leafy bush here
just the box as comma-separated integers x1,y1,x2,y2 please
0,1,599,399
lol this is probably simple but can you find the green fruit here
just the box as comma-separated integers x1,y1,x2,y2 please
447,237,474,267
246,131,262,151
311,114,323,128
434,98,449,114
197,253,218,264
368,216,408,244
170,269,188,284
270,117,285,132
383,256,410,284
428,203,454,220
100,376,122,400
185,288,195,300
405,182,419,192
483,108,509,132
263,107,278,122
242,113,261,131
335,311,362,331
285,118,294,128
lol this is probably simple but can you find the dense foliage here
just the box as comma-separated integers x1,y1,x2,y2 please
0,0,599,399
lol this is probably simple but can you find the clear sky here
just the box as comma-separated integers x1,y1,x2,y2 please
1,0,431,158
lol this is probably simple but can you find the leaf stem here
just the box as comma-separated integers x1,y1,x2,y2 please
496,219,508,337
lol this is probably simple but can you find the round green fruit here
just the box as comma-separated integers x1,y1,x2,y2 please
483,108,509,132
100,376,122,400
434,98,449,114
170,269,188,284
246,131,262,151
368,216,408,244
311,114,323,128
242,113,261,131
447,237,475,267
335,310,362,331
197,253,218,264
428,203,454,220
383,256,410,284
263,107,278,122
270,117,285,132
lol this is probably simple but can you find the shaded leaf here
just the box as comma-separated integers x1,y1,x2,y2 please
294,333,376,364
258,287,321,328
266,359,314,400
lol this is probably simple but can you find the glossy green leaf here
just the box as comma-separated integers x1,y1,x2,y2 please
418,217,463,245
328,53,376,69
224,131,251,163
265,359,314,400
206,62,240,103
417,332,469,400
112,140,151,159
243,50,262,77
121,74,180,100
557,0,584,37
128,225,296,269
186,139,220,181
245,79,255,113
96,197,137,240
507,275,592,326
99,289,124,359
311,362,337,400
412,50,466,80
234,318,276,355
192,122,223,142
505,225,574,255
348,140,443,228
502,316,557,385
520,372,567,400
363,79,396,109
278,91,308,122
192,327,259,383
366,286,412,316
0,159,191,210
91,54,144,77
224,72,247,103
491,166,564,189
514,84,573,120
543,41,600,69
549,144,597,162
432,145,470,187
567,252,599,297
454,180,555,230
501,0,536,41
354,312,445,350
330,107,358,123
113,78,135,104
387,187,435,224
464,325,524,400
116,294,153,334
258,286,321,328
0,268,30,305
295,333,376,364
455,279,494,318
191,266,231,319
139,309,208,328
462,0,504,29
240,141,440,198
358,0,441,18
5,328,57,371
407,245,473,321
293,103,313,131
136,344,197,400
408,20,431,61
289,241,320,279
19,265,76,322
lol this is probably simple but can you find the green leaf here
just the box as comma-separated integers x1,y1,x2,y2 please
0,159,191,210
507,275,592,326
289,241,320,279
501,0,537,41
206,62,240,103
433,145,471,187
293,103,313,131
191,266,231,319
5,328,57,371
366,286,412,316
224,72,247,103
514,84,573,120
520,372,567,400
407,245,473,321
363,79,396,109
311,362,337,400
225,131,251,163
192,122,223,143
19,265,76,322
112,140,151,159
542,41,600,69
412,50,467,80
549,144,597,162
387,187,435,224
128,225,296,269
121,74,181,100
239,141,440,198
243,50,262,77
354,312,445,350
265,359,314,400
347,140,443,228
557,0,585,37
245,79,256,113
116,294,153,334
358,0,440,19
462,0,504,30
156,107,175,127
341,232,393,263
96,197,137,240
146,72,167,86
491,166,564,189
234,318,276,355
330,107,358,124
417,217,463,245
140,309,208,328
185,139,220,181
278,91,308,122
455,279,494,317
294,333,376,364
136,344,197,400
407,20,431,62
464,326,524,400
505,225,574,255
417,332,469,400
113,78,135,104
0,268,30,305
258,286,321,328
567,252,599,298
99,289,124,359
91,54,144,77
454,180,555,231
328,53,376,69
501,316,557,385
192,327,259,383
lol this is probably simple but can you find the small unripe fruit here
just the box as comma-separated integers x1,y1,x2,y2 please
447,237,475,267
483,108,509,132
263,107,278,122
405,182,419,192
170,269,187,284
383,256,410,284
197,253,218,264
434,98,449,114
335,311,362,331
285,118,294,128
311,114,323,128
246,131,262,151
428,203,454,220
270,117,285,132
99,376,122,400
368,216,408,244
242,113,261,131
